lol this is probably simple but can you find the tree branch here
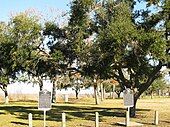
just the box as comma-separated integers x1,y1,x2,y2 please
0,82,6,92
137,62,163,98
67,67,83,74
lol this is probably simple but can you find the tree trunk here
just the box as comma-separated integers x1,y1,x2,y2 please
130,96,138,117
117,92,121,98
112,85,115,99
94,84,99,105
151,91,153,99
75,89,79,99
103,86,105,99
100,83,104,101
38,77,43,91
4,89,9,104
75,84,80,99
0,83,9,104
129,63,162,117
39,85,43,91
52,81,56,103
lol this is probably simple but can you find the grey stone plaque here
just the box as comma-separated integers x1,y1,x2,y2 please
123,88,134,107
38,90,52,110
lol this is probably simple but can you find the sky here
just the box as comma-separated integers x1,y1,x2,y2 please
0,0,71,22
0,0,153,23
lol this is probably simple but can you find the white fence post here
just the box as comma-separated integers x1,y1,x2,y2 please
154,110,159,125
64,94,68,102
43,110,46,127
95,112,99,127
62,112,66,127
125,107,130,127
28,113,32,127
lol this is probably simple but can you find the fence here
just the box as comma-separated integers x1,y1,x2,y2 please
28,110,159,127
28,112,100,127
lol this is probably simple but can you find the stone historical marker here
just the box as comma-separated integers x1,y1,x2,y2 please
38,90,52,110
117,88,143,126
123,88,134,126
118,88,142,127
38,89,52,127
123,88,134,107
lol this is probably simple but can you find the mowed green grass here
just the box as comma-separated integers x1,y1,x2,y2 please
0,97,170,127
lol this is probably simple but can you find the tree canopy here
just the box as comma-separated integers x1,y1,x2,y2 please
43,0,169,116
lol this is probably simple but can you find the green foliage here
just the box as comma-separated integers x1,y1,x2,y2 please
43,1,169,102
0,22,16,83
0,12,43,85
146,77,167,95
55,74,71,90
43,0,95,81
164,0,170,57
10,13,42,70
69,0,94,27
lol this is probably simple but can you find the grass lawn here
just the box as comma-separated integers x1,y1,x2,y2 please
0,97,170,127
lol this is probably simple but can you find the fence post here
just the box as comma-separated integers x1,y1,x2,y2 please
125,107,130,127
62,112,66,127
28,113,32,127
154,110,159,125
95,112,99,127
64,94,68,102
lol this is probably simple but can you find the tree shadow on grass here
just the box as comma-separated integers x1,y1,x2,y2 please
0,103,152,126
113,123,125,126
138,120,170,126
51,105,126,120
160,120,170,124
11,121,28,126
0,112,5,115
65,101,97,105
